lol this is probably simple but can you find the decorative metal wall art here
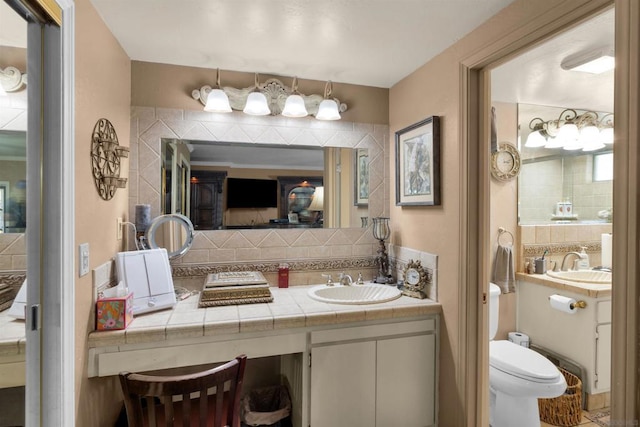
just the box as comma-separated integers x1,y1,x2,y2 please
91,118,129,200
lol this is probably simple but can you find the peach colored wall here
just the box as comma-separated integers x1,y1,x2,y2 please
490,102,518,340
0,46,27,70
389,1,586,424
131,61,390,125
73,0,131,424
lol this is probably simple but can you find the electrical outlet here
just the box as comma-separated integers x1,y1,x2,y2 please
79,243,90,277
117,217,123,240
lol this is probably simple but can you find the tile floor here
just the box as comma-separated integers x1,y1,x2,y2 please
540,408,609,427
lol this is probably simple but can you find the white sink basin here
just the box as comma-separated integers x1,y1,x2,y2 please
308,283,402,305
546,270,612,284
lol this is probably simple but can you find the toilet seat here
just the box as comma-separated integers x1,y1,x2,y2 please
490,340,561,383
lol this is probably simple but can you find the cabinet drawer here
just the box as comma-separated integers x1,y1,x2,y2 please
311,318,436,345
597,300,611,323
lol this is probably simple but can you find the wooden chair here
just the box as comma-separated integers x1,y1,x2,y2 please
119,354,247,427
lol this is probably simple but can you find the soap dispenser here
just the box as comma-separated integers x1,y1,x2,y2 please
575,247,590,270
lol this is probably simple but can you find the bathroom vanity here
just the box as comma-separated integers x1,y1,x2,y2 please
85,286,441,427
516,273,611,409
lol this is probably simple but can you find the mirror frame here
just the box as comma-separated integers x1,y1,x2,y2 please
146,213,195,259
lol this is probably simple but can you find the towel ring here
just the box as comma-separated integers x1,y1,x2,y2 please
497,227,514,246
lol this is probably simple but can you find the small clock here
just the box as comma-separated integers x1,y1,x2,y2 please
491,142,521,181
402,260,428,299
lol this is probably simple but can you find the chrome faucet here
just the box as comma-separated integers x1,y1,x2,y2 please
561,252,583,271
338,273,353,286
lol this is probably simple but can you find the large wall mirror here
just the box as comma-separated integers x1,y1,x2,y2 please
161,139,368,230
518,104,613,225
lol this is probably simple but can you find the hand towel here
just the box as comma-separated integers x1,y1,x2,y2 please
492,244,515,293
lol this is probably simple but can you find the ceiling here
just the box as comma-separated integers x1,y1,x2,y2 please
88,0,517,89
0,3,615,166
492,8,614,113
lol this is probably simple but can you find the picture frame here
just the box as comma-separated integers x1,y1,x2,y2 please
395,116,441,206
354,148,369,206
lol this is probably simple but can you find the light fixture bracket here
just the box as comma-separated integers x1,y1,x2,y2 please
192,77,348,117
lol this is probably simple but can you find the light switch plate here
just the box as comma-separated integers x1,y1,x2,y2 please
79,243,90,277
117,217,123,240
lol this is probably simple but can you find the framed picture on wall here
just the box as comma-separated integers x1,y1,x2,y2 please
354,148,369,206
395,116,441,206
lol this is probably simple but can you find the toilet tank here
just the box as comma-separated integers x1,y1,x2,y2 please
489,283,501,340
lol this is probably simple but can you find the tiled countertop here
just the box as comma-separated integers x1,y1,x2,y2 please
0,310,25,358
516,272,611,298
87,285,442,348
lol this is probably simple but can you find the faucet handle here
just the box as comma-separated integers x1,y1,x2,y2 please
321,274,333,286
356,272,364,285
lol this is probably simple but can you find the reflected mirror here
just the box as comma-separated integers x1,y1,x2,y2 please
161,139,368,230
518,104,613,225
0,131,27,234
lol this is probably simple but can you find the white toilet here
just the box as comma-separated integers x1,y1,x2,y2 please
489,283,567,427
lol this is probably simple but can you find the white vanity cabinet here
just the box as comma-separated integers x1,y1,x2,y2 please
516,278,611,399
309,318,438,427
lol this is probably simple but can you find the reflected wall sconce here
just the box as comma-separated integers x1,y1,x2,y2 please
91,118,129,201
0,66,27,96
372,217,393,284
525,109,613,152
192,74,347,119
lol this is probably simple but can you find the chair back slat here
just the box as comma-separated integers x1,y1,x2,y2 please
163,395,174,427
181,393,191,426
119,354,247,427
199,385,208,427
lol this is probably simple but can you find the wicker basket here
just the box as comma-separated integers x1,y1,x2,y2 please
538,367,582,426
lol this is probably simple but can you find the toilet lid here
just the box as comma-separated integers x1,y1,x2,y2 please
490,340,561,383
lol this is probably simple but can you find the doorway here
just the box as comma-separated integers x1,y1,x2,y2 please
455,0,640,424
489,7,614,420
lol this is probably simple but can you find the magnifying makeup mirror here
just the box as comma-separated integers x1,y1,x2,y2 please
145,213,195,259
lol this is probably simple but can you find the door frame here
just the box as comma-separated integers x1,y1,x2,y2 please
12,0,75,424
459,1,625,424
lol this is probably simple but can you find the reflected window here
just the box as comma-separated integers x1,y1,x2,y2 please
593,152,613,182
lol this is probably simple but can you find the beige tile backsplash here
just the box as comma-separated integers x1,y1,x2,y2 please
519,223,612,272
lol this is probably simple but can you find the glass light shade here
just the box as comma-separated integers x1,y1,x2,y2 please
524,130,547,147
204,88,232,113
582,141,606,152
578,125,600,145
563,139,585,150
243,92,271,116
372,217,391,241
316,99,341,120
307,186,324,211
557,123,579,143
544,137,565,148
600,127,614,145
282,94,308,118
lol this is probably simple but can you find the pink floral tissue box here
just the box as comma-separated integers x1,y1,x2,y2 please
96,292,134,331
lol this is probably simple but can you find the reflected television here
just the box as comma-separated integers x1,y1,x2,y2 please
226,178,278,208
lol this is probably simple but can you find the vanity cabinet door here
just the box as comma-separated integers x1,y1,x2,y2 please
310,341,376,427
377,334,437,427
595,323,611,392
